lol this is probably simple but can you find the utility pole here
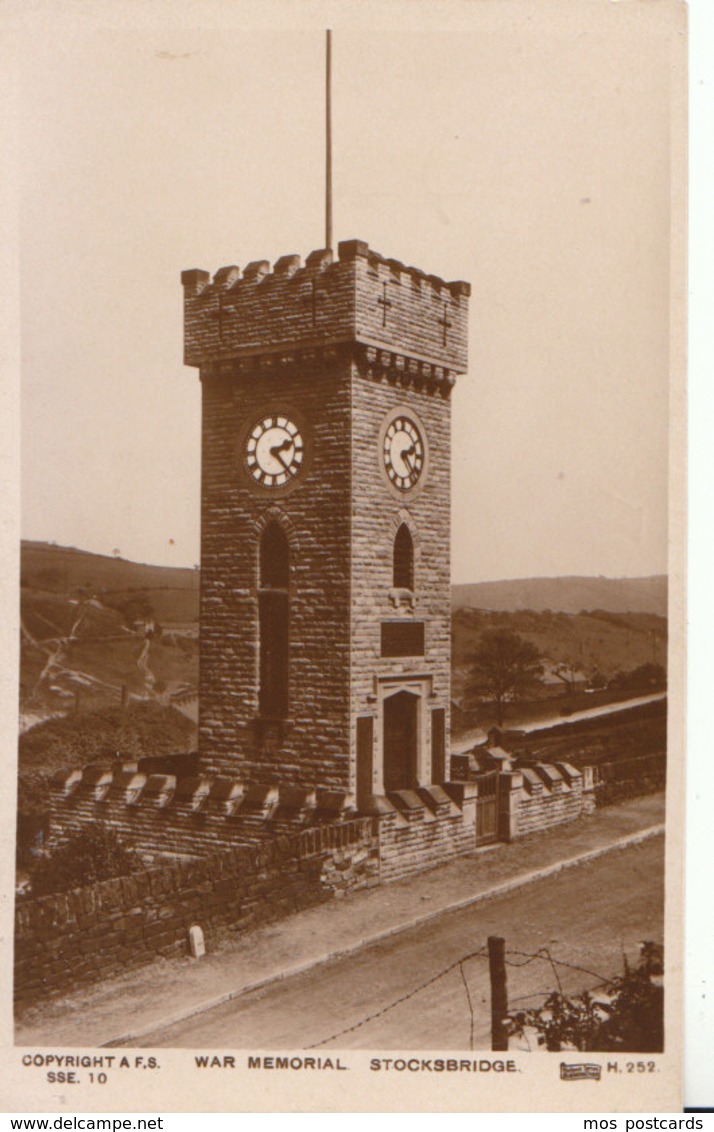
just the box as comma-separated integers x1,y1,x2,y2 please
488,935,509,1051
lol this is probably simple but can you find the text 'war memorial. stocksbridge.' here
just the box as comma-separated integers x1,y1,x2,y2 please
17,239,597,1003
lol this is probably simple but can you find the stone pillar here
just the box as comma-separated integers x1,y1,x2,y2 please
497,771,523,842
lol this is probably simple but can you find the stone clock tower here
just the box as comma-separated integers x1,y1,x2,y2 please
181,239,470,809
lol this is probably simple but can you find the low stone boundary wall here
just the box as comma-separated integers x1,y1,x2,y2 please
377,785,478,882
17,779,488,1006
16,756,602,1006
14,816,378,1007
450,753,596,841
49,766,355,862
498,762,595,840
593,753,666,806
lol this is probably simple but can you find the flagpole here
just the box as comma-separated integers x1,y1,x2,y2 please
326,29,333,254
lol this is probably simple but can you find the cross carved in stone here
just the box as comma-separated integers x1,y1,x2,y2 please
437,301,452,347
211,289,237,342
212,289,226,341
377,282,392,327
304,280,327,327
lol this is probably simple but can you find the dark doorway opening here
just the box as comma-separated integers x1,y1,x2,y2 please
383,690,419,792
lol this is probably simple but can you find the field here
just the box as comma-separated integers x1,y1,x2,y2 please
21,540,200,602
452,574,667,616
451,606,667,710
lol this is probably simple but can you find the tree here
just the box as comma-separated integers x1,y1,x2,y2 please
28,824,144,897
103,591,154,630
589,668,608,691
467,629,543,725
608,663,666,692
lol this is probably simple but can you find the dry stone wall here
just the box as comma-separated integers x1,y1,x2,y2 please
19,759,599,1005
15,815,378,1007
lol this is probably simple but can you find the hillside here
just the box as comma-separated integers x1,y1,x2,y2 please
452,575,667,616
452,607,667,674
20,543,199,721
21,540,200,601
451,606,667,712
23,545,667,618
19,542,667,726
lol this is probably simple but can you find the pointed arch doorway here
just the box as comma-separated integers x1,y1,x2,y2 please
383,689,419,792
376,675,432,795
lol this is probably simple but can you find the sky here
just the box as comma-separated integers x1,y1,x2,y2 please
16,1,682,584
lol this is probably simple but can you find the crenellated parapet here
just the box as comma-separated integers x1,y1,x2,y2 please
49,763,356,863
182,239,470,376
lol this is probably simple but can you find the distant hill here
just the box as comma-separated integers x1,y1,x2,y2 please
24,545,667,618
21,541,200,610
452,607,667,681
452,575,667,616
19,543,668,723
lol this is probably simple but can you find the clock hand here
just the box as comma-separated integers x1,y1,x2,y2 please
401,443,416,473
269,438,293,471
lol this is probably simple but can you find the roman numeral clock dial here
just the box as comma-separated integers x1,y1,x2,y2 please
382,414,425,492
245,415,304,488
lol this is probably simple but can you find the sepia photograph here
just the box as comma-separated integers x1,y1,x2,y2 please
4,0,687,1113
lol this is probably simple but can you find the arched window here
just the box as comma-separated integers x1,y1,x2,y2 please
260,522,290,589
393,524,414,590
258,522,289,717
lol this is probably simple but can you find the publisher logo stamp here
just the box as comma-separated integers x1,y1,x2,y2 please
560,1063,602,1082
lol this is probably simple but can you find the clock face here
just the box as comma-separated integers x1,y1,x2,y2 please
245,415,305,488
383,415,425,491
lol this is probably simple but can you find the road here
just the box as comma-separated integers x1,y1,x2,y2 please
451,692,667,753
138,836,664,1051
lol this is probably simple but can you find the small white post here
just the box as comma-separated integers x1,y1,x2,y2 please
188,924,206,959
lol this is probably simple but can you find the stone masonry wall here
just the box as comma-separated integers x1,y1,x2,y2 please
349,362,452,792
22,760,598,1005
182,240,469,373
498,763,596,841
49,766,356,863
378,785,478,882
199,359,352,788
187,238,470,796
15,815,378,1007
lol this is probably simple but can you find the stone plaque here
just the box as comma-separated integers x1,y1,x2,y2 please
380,621,425,658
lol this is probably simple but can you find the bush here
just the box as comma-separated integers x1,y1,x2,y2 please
19,701,196,777
512,943,664,1052
29,824,144,897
